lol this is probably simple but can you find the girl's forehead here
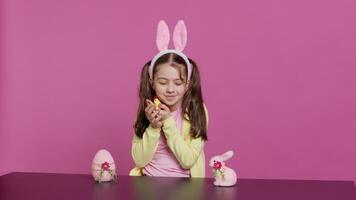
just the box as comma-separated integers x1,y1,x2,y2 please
155,63,185,80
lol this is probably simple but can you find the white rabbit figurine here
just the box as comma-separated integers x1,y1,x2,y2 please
209,150,237,186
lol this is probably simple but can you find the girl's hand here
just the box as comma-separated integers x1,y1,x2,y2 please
145,99,162,129
158,103,171,121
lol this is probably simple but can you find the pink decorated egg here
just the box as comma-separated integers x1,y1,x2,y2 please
91,149,117,182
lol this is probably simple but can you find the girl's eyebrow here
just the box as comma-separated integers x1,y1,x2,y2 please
156,77,182,81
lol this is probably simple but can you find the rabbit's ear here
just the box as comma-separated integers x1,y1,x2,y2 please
173,20,187,52
156,20,170,51
220,151,234,161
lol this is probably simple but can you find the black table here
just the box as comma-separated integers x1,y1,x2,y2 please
0,172,355,200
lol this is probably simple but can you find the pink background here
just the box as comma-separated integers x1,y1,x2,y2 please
1,0,355,182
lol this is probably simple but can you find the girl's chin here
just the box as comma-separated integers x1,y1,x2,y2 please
163,102,175,107
163,99,178,106
166,102,182,110
159,97,181,109
161,98,174,104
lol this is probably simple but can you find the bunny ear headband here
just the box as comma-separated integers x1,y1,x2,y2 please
149,20,192,80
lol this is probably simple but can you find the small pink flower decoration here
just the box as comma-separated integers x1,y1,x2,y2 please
213,161,223,170
101,162,110,171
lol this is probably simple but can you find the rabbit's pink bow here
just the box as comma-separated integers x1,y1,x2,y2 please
149,20,192,80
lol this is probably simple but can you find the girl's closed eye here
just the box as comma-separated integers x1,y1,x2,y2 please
156,79,168,85
174,80,184,85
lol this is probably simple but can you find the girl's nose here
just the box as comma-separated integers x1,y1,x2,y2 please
167,83,175,93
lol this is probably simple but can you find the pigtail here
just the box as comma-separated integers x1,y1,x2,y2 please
134,61,155,138
182,58,208,141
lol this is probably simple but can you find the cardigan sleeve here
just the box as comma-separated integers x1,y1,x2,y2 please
131,125,161,168
161,105,209,169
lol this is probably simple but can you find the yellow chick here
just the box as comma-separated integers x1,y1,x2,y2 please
153,97,161,109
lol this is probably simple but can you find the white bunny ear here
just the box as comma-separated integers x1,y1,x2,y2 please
156,20,170,51
220,151,234,161
173,20,187,52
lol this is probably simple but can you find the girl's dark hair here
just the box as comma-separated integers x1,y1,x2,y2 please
133,53,208,141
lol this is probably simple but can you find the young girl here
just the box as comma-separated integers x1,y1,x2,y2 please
129,20,208,178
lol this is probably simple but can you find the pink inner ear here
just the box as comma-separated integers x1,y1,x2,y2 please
221,151,233,161
156,20,170,51
173,20,187,51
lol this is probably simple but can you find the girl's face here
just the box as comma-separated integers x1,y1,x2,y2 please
151,63,189,111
